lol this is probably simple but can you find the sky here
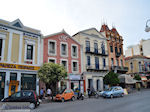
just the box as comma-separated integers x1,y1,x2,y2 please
0,0,150,50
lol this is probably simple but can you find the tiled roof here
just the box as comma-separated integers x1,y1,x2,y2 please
125,55,150,60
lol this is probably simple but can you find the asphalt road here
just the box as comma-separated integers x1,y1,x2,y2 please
32,89,150,112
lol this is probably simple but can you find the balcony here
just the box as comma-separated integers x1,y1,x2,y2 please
85,47,108,56
86,64,109,71
115,52,121,57
111,66,128,73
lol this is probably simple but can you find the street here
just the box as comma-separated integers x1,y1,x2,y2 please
32,89,150,112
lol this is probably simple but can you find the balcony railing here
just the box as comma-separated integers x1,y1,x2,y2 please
86,64,109,71
85,47,108,56
111,66,128,72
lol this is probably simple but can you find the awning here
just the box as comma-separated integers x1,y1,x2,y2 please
119,74,136,84
141,76,147,81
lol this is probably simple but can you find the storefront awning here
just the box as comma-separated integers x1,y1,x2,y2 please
119,74,136,84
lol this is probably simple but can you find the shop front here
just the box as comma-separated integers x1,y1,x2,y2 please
0,63,40,99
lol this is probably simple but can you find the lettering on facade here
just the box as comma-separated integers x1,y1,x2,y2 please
59,35,68,41
0,63,40,71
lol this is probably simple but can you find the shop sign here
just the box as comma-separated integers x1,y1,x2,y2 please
69,74,80,80
0,63,40,71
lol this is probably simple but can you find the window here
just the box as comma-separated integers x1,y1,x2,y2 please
22,91,32,97
72,45,78,58
72,61,78,72
48,40,56,55
120,47,122,54
49,58,56,63
110,45,113,52
87,56,91,66
12,92,21,98
61,43,67,56
139,62,142,72
101,42,105,54
0,39,3,57
10,73,17,81
116,59,119,66
61,60,68,71
86,41,90,52
111,58,114,66
95,57,99,69
115,47,118,53
94,43,98,54
27,45,33,60
130,62,133,70
103,58,106,67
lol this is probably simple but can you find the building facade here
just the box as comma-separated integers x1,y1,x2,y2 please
100,24,128,74
125,39,150,57
0,19,41,99
43,30,83,92
125,55,150,75
72,28,109,93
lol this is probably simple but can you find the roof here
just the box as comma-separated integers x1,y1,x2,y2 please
0,18,41,35
72,27,106,39
44,29,81,46
125,55,150,60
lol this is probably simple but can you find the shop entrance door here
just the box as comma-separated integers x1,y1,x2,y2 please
0,72,5,99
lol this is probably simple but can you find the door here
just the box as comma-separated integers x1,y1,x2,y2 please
0,72,5,100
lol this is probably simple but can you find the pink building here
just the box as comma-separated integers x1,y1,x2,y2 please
43,30,84,91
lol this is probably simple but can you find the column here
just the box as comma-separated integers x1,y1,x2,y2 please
100,77,103,91
4,71,10,98
18,33,23,63
37,37,40,65
93,77,97,91
17,72,21,91
7,32,13,62
1,38,5,61
36,76,39,95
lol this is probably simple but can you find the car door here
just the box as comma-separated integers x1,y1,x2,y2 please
9,91,22,102
113,88,118,97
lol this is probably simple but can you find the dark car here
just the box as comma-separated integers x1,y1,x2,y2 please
1,90,40,109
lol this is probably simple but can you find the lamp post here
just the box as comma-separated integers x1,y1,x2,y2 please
145,19,150,32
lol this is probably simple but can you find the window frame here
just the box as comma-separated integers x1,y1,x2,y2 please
48,39,57,56
60,59,68,71
48,57,56,63
60,42,68,57
71,44,78,58
72,60,79,73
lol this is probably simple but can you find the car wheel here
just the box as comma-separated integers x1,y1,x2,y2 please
29,103,35,109
71,96,75,101
61,98,65,102
110,95,113,99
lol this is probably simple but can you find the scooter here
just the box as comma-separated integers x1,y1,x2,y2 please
77,92,84,100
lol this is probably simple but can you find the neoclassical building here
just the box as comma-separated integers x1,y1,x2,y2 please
100,24,128,74
72,28,109,93
0,18,41,99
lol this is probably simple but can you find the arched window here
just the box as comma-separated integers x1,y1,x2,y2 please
130,62,133,71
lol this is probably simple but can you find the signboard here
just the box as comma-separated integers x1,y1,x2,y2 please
69,74,81,80
0,63,40,71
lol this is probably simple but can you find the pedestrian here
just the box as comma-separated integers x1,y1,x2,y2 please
47,88,52,100
40,88,44,99
87,88,91,98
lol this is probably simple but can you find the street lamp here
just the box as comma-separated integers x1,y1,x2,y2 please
145,19,150,32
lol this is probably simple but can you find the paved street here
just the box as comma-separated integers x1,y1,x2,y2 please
32,89,150,112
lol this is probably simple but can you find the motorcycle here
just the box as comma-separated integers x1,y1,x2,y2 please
77,92,84,100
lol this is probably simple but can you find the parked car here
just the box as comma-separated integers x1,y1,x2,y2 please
54,88,75,102
102,86,124,98
1,90,40,109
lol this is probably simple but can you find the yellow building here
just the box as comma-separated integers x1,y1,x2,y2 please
0,19,41,99
125,55,150,75
72,28,109,93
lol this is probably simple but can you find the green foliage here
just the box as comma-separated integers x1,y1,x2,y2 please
134,74,141,80
104,71,120,86
38,63,67,92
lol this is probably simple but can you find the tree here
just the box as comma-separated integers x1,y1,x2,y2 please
104,71,120,86
38,63,67,94
134,74,141,80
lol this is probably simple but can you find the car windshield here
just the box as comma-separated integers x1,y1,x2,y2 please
56,88,66,94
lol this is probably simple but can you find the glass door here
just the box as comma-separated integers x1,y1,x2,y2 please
0,72,5,99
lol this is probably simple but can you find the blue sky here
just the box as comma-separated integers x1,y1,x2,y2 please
0,0,150,50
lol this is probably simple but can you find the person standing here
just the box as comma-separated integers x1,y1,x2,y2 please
47,88,52,100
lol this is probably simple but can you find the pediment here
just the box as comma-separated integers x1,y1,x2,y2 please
10,19,24,28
